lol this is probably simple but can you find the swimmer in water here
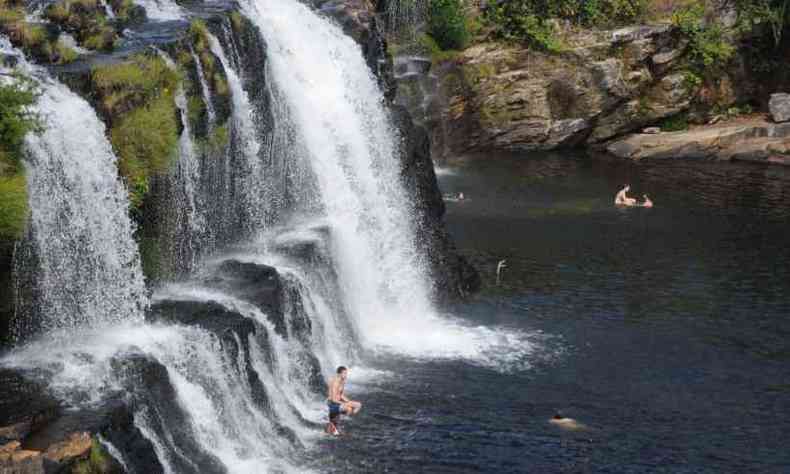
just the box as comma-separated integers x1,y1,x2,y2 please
614,185,637,206
641,194,653,208
549,413,588,431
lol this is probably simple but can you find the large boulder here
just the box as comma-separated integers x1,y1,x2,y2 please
769,93,790,123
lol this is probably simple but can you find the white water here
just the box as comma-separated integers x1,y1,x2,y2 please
191,47,216,126
207,32,268,235
4,321,308,473
238,0,535,367
157,48,206,270
98,0,116,19
133,0,183,21
2,38,147,335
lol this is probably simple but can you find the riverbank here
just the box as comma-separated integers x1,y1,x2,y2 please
605,116,790,165
389,1,790,166
309,151,790,472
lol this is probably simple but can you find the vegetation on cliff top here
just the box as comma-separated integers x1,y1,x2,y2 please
92,54,180,212
0,0,78,64
0,76,38,240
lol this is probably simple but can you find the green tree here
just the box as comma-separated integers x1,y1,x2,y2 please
428,0,469,50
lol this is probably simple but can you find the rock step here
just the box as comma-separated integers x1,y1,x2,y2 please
606,120,790,165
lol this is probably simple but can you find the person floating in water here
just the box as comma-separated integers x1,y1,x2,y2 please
614,184,637,206
641,194,653,208
326,366,362,435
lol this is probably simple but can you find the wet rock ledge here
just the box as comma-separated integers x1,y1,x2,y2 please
605,118,790,165
0,368,149,474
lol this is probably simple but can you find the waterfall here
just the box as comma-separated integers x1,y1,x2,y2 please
99,0,116,19
132,0,183,21
5,38,147,337
237,0,520,361
1,2,535,472
191,46,216,126
156,48,206,274
207,32,269,235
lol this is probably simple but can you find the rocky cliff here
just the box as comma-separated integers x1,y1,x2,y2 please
0,0,479,349
391,2,790,164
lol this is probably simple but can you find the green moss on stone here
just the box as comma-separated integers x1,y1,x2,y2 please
187,94,204,131
43,0,119,52
70,438,121,474
111,94,178,209
93,54,180,210
0,174,28,240
0,4,61,63
230,11,243,33
92,54,179,117
189,19,211,53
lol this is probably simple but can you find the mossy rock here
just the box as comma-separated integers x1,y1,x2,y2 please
91,53,180,211
43,0,119,52
91,54,180,120
0,173,28,240
69,438,124,474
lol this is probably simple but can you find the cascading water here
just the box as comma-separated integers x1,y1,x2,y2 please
239,0,533,363
5,38,147,337
156,48,206,274
2,1,536,471
191,46,216,126
207,31,269,235
133,0,184,21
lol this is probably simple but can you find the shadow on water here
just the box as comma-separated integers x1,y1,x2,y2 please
316,151,790,473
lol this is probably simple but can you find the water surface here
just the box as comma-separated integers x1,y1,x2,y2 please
315,152,790,473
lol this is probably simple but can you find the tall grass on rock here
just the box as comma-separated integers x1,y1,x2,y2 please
91,54,180,211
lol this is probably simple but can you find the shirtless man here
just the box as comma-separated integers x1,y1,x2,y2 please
326,366,361,435
614,184,637,206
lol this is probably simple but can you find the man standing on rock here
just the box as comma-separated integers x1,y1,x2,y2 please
326,366,362,435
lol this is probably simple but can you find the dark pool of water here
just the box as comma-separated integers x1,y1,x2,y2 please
314,152,790,473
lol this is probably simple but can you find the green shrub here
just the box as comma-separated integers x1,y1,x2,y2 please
483,0,647,46
0,78,39,168
428,0,469,50
660,112,689,132
672,4,735,70
484,2,564,52
735,0,790,47
418,33,461,63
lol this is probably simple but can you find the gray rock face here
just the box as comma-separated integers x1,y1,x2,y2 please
611,25,672,43
427,24,698,155
606,119,790,165
769,93,790,123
